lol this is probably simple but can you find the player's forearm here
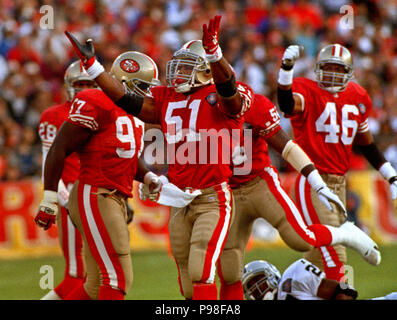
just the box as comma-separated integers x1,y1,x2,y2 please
95,71,125,102
135,158,151,183
211,58,242,115
268,130,315,176
43,145,66,192
277,86,295,114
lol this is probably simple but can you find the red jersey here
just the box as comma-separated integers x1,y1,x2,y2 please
289,77,372,175
230,94,282,188
152,82,253,189
67,89,144,197
38,101,80,186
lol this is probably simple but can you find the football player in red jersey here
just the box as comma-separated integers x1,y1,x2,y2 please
35,51,163,300
277,44,396,281
38,61,95,300
64,15,254,300
217,93,381,300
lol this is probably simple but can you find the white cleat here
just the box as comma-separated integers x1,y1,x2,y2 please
338,221,381,266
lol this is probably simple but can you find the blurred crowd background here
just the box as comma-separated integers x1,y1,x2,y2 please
0,0,397,181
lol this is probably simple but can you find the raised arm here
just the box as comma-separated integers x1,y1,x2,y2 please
277,45,304,115
64,31,157,123
202,15,244,116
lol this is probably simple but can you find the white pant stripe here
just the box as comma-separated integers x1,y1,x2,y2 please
266,167,315,240
67,214,77,277
207,182,232,283
298,175,313,225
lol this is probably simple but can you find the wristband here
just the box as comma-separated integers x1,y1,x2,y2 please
281,140,313,173
278,68,294,86
307,170,326,192
215,74,237,98
86,59,105,79
206,46,223,63
43,190,58,204
379,162,397,181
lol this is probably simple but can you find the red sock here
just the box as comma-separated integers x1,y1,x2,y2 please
98,286,124,300
193,282,218,300
219,281,244,300
64,283,91,300
308,224,333,247
54,276,85,299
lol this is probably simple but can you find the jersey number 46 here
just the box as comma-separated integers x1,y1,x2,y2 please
315,102,359,145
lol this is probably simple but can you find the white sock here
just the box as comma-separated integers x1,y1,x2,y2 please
40,289,62,300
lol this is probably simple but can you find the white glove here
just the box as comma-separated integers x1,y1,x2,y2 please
35,190,58,230
282,45,302,67
139,173,169,202
379,162,397,211
307,170,347,216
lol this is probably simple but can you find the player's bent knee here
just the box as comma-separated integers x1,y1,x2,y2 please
219,248,243,284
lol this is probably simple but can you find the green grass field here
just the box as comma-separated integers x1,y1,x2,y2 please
0,244,396,300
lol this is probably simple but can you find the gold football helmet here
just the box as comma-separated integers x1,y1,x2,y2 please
242,260,281,300
64,61,96,101
110,51,160,97
314,44,354,93
166,40,213,93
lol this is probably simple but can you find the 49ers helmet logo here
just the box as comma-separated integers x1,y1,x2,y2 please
120,59,140,73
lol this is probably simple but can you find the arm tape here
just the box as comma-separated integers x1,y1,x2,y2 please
215,74,237,98
115,92,143,116
277,88,295,115
281,140,313,173
358,143,386,170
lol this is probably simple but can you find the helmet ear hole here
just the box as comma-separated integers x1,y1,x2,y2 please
205,68,211,74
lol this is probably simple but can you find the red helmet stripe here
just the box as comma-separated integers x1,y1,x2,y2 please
332,44,343,57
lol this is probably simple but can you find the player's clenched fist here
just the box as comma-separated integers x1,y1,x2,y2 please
140,172,169,201
281,45,302,69
64,31,104,79
202,15,223,62
34,190,58,230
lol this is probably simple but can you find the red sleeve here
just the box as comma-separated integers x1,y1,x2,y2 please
67,91,103,131
217,81,254,118
288,77,314,119
245,94,281,139
356,85,373,133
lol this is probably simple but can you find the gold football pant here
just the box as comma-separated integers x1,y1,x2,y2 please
219,167,312,285
68,181,132,299
169,182,233,299
293,173,347,281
